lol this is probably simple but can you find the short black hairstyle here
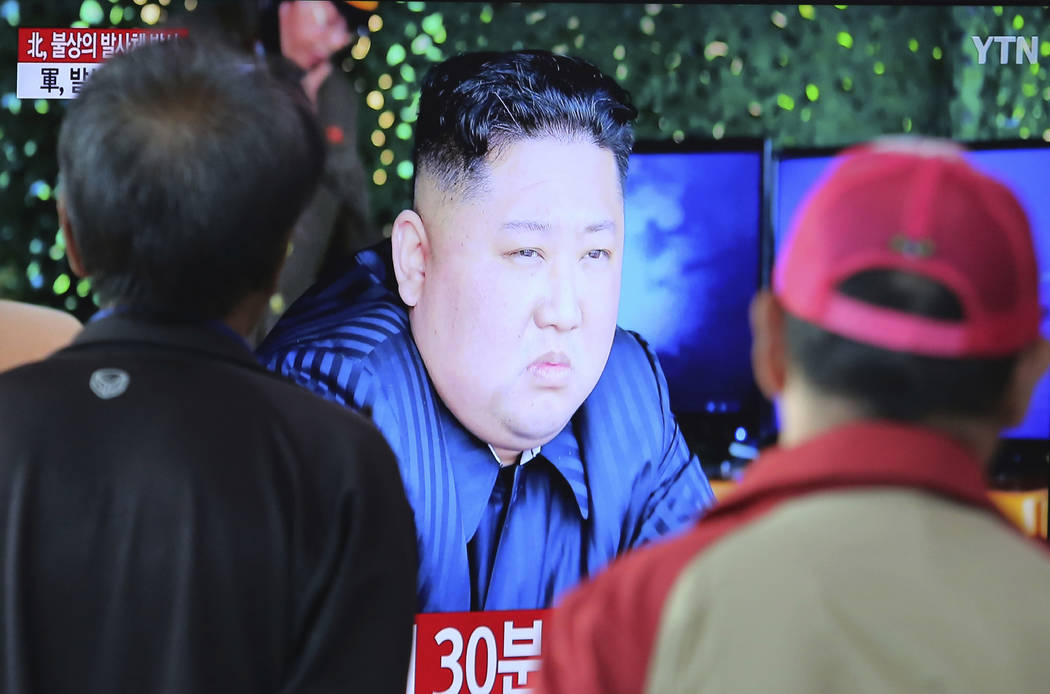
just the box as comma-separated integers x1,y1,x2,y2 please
785,269,1017,421
57,37,325,319
413,50,637,196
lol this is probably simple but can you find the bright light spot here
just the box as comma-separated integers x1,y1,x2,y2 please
396,123,412,140
613,44,625,61
735,427,746,442
371,129,386,147
777,93,795,110
400,64,416,82
837,31,853,49
397,160,414,179
386,44,406,65
932,46,942,60
140,3,161,24
1013,14,1024,30
874,61,885,74
366,90,384,110
378,73,393,90
77,278,92,297
110,5,123,23
184,0,197,10
712,122,725,139
23,140,36,157
908,38,918,52
80,0,104,23
34,99,47,114
53,274,71,295
805,83,819,100
380,149,395,165
29,238,43,254
480,4,492,23
771,10,787,28
639,16,655,35
406,1,425,11
704,41,728,60
391,84,409,100
842,76,853,90
730,57,743,74
422,12,443,34
798,4,815,19
378,110,395,129
616,64,628,80
373,169,387,185
368,13,382,32
29,180,52,200
1,0,20,26
748,101,762,116
411,33,432,55
351,36,371,60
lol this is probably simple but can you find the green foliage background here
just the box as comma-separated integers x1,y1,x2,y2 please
1,1,1048,319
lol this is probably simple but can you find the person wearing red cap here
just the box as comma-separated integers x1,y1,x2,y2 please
535,136,1050,694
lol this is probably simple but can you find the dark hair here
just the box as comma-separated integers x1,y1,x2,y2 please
57,37,325,319
413,50,637,196
785,269,1017,421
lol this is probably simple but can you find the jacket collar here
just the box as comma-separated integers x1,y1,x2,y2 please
710,420,999,520
71,313,261,370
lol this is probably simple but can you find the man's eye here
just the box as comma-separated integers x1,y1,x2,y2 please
585,249,611,260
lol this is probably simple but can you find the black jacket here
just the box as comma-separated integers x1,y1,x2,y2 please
0,315,417,693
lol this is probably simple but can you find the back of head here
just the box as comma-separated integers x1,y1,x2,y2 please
773,137,1042,422
58,37,325,319
413,49,637,197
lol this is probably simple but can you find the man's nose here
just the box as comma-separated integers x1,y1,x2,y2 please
535,261,583,331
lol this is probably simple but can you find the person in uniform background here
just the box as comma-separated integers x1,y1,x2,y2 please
0,299,81,372
260,49,717,614
536,137,1050,694
254,0,379,341
0,38,416,693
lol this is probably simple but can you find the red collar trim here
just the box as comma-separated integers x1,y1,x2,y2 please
711,420,998,519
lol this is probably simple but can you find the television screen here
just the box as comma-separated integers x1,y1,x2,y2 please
774,146,1050,441
618,147,763,422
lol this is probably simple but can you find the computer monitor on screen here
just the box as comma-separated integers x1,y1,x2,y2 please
773,144,1050,444
619,140,773,473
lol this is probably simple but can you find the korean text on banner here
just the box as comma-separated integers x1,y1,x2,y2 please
410,609,549,694
16,28,188,99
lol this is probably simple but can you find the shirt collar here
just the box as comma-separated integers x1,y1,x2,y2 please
487,444,542,466
445,408,591,542
709,419,999,521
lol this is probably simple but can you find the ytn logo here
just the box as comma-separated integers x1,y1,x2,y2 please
972,36,1039,65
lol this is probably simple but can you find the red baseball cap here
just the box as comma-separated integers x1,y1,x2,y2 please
773,137,1041,358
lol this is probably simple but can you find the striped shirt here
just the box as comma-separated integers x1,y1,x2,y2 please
258,241,717,613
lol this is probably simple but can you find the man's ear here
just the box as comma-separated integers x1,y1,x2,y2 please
749,289,789,400
57,196,86,278
391,209,429,308
999,337,1050,427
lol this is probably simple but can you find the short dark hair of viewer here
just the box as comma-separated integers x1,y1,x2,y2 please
785,269,1017,422
57,37,325,319
413,50,638,197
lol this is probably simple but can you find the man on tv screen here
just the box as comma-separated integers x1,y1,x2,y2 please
259,49,717,613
